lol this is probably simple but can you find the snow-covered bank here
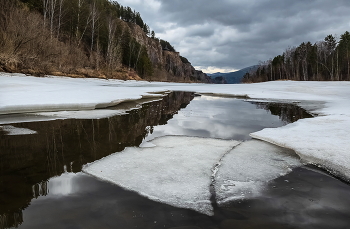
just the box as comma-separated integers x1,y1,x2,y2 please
0,73,166,115
2,72,349,116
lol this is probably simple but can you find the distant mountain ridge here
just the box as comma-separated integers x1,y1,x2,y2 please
208,65,258,84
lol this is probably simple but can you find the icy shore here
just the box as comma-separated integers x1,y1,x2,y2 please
1,72,350,213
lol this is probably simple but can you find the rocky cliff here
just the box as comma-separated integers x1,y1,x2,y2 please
128,23,211,83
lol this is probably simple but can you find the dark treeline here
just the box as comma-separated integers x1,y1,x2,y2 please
243,32,350,82
0,0,177,79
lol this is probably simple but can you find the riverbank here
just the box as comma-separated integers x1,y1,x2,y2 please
1,72,350,187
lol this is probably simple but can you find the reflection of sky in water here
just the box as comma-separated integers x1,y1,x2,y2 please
144,96,285,141
47,173,76,196
23,168,350,229
227,166,350,228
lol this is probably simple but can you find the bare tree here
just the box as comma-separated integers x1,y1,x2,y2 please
77,12,92,47
56,0,65,39
90,1,99,53
106,17,118,69
76,0,83,39
49,0,57,39
42,0,49,28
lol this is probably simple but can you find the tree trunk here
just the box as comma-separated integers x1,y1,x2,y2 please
57,0,64,39
90,1,99,53
49,0,57,39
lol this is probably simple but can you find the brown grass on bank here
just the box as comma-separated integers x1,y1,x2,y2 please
0,0,91,77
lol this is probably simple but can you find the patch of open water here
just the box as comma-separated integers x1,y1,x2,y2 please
0,92,349,229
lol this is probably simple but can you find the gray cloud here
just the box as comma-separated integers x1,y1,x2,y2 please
117,0,350,72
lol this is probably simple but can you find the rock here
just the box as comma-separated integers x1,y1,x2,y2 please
127,22,210,83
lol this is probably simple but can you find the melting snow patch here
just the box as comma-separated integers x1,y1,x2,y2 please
251,115,350,181
215,140,301,205
0,125,37,135
83,136,240,215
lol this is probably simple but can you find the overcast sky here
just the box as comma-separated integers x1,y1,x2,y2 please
116,0,350,73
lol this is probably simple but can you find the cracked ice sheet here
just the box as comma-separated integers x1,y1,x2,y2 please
251,115,350,181
83,136,240,216
0,125,37,135
215,140,301,205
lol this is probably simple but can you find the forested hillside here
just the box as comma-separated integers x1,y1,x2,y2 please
0,0,209,82
243,33,350,82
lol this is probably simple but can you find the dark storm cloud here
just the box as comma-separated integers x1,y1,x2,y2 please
116,0,350,72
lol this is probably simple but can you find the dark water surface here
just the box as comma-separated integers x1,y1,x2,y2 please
1,92,349,229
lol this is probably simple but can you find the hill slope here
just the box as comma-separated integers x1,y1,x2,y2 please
0,0,210,83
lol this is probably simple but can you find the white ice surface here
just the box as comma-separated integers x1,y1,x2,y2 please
251,115,350,181
83,136,240,215
0,125,37,135
215,140,301,204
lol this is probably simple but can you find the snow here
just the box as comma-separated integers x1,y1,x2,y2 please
2,73,349,116
83,136,240,215
215,140,301,204
0,73,165,115
0,125,37,135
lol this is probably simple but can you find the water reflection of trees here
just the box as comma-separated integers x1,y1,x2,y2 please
0,211,23,229
0,92,194,229
251,102,313,123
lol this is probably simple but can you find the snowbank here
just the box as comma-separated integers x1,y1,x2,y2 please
0,73,166,115
83,136,240,215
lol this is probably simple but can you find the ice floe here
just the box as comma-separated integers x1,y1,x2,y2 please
215,140,301,204
251,115,350,181
0,125,37,135
83,136,240,215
